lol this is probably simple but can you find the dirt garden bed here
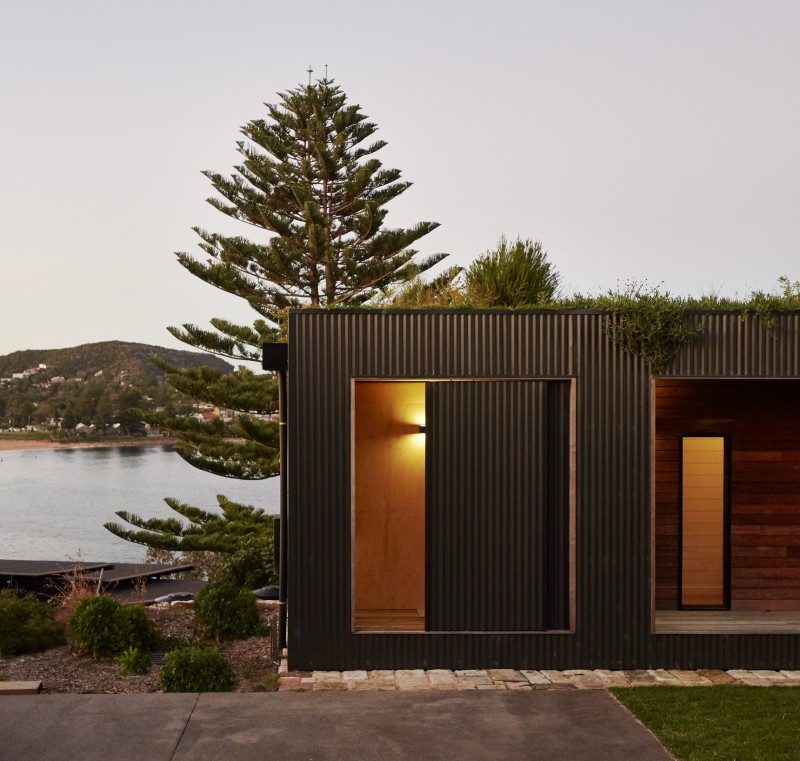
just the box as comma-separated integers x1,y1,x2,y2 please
0,601,280,693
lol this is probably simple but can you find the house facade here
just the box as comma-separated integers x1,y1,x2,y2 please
280,309,800,671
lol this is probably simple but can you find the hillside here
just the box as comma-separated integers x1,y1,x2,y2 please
0,341,231,381
0,341,233,431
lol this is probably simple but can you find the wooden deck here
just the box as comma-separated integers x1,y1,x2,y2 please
354,609,425,632
0,559,198,602
655,610,800,634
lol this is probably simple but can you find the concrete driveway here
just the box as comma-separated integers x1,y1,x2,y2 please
0,690,671,761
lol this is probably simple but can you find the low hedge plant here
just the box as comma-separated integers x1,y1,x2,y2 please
115,646,152,675
67,594,161,658
0,589,65,658
193,585,261,641
158,645,235,692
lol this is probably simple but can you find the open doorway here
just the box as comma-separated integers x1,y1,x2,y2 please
353,382,426,632
353,378,573,634
654,379,800,633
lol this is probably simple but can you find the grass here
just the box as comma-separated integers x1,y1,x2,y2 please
611,686,800,761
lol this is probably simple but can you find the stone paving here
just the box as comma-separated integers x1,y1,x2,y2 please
277,667,800,691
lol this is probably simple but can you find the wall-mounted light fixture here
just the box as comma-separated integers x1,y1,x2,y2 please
418,423,427,434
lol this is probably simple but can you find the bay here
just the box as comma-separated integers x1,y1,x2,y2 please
0,445,279,563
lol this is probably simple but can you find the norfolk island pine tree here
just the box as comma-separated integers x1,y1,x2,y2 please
104,74,447,568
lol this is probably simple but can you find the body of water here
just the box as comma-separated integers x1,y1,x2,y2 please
0,445,279,563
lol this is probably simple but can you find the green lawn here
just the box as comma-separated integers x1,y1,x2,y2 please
611,686,800,761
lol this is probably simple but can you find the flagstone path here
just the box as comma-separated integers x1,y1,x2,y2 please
278,667,800,691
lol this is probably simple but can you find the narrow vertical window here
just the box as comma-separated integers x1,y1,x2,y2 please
353,382,426,631
680,436,729,609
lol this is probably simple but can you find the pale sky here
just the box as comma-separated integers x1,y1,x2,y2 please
2,1,799,357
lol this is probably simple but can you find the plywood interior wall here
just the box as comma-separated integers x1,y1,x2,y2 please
655,379,800,611
681,437,726,607
353,382,426,626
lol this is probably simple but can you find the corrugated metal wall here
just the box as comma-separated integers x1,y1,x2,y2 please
425,380,569,632
287,309,800,670
667,313,800,377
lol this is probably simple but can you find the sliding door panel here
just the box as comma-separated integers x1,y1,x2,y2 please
426,381,569,631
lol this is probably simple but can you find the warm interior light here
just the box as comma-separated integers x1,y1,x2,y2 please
681,436,726,607
354,381,426,631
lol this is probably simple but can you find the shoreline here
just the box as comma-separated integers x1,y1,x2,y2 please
0,437,176,453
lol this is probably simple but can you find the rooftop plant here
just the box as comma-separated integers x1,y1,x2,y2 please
385,265,800,372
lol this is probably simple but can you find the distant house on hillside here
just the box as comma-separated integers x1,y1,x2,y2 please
215,407,235,422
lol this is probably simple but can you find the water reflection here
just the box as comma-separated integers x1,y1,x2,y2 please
0,446,278,562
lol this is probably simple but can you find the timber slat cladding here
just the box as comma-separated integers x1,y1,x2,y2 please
355,609,425,632
655,610,800,634
655,378,800,611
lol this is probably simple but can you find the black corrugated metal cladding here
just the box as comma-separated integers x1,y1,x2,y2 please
425,380,569,632
286,310,800,670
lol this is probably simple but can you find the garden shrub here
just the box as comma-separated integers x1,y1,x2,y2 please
193,585,261,641
115,646,151,675
465,236,560,308
0,589,65,658
68,595,122,657
158,645,234,692
214,535,275,590
116,604,162,651
601,292,700,373
67,595,160,657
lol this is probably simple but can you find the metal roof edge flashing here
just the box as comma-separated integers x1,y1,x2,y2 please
285,307,610,316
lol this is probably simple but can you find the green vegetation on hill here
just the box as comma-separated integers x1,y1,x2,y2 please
0,341,232,431
0,341,231,381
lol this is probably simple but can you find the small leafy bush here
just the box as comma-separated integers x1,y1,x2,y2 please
67,595,160,657
115,646,151,675
68,595,122,657
387,267,468,309
465,236,560,308
158,645,235,692
194,585,261,641
214,535,275,590
0,590,65,658
116,605,162,651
